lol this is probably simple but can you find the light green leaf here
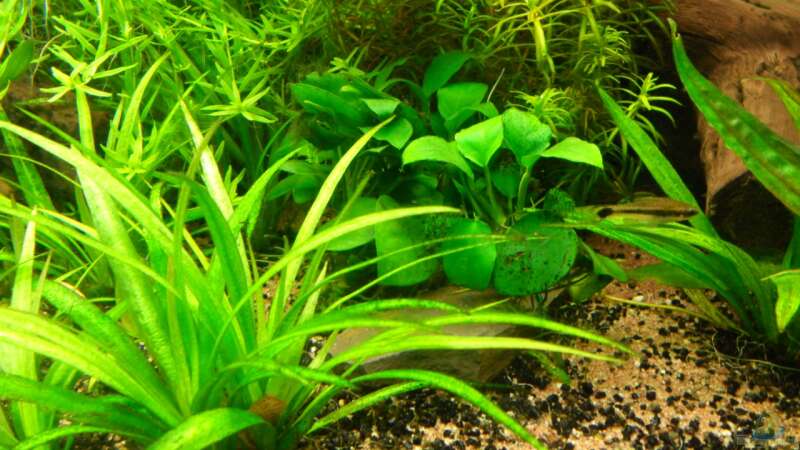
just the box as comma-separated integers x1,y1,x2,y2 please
596,85,716,236
768,270,800,332
455,116,504,168
502,108,552,168
355,370,545,449
540,137,603,169
148,408,264,450
403,136,474,178
372,117,413,149
672,29,800,217
362,98,400,119
762,78,800,131
437,82,487,121
0,40,34,88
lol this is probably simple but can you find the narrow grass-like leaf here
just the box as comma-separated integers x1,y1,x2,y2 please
0,374,162,440
268,118,395,340
13,426,110,450
424,312,631,354
78,177,185,414
0,308,180,426
672,29,800,216
353,370,546,450
40,280,175,413
309,382,426,433
596,86,716,236
7,217,42,440
192,182,254,345
762,78,800,131
324,335,622,371
147,408,263,450
0,105,53,209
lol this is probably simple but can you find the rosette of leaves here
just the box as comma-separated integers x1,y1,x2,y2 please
296,52,605,296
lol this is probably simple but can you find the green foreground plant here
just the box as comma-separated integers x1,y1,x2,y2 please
587,22,800,354
0,69,631,449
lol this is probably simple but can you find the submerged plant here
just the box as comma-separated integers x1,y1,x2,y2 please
289,51,611,296
0,52,630,448
589,22,800,354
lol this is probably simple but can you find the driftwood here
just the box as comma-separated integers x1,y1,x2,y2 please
673,0,800,248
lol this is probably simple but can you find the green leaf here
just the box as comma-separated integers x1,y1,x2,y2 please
423,51,472,98
325,197,379,251
672,30,800,216
291,83,371,128
0,373,162,440
192,183,253,335
14,426,110,450
355,370,546,449
437,82,487,121
0,40,34,88
494,211,578,296
362,98,400,119
768,270,800,333
403,136,474,178
374,196,438,286
491,165,522,198
442,219,496,290
311,382,426,433
582,244,627,281
596,85,716,236
372,117,413,149
540,137,603,169
148,408,264,450
454,116,504,168
762,78,800,131
501,108,552,168
628,262,708,289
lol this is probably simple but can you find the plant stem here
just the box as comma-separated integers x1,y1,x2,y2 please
483,165,505,226
516,167,532,213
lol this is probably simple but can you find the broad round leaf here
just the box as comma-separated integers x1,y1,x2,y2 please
437,82,488,121
326,197,379,251
374,196,438,286
366,118,414,149
423,51,472,98
454,116,504,168
502,108,552,168
403,136,474,178
494,211,578,296
361,98,401,118
492,165,522,199
442,219,496,290
540,137,603,169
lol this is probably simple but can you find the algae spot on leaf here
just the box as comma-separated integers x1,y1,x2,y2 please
494,211,578,296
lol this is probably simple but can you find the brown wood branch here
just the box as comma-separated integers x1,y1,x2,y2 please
671,0,800,248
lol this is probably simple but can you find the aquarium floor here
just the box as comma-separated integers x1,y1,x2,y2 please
302,238,800,450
